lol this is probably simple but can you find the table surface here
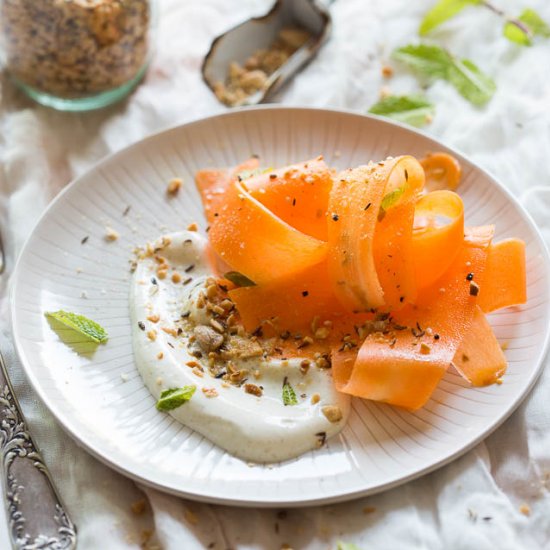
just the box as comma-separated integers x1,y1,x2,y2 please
1,0,550,548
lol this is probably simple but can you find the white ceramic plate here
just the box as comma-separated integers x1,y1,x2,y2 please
12,107,550,507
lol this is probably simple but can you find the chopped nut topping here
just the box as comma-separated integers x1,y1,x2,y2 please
322,405,343,423
161,326,178,337
192,366,204,378
156,267,167,279
184,507,199,525
202,387,219,398
186,360,200,368
171,272,182,284
519,503,531,516
314,327,330,340
311,393,320,405
381,65,393,78
156,352,164,360
194,325,224,352
131,499,147,515
147,314,160,323
146,330,157,341
220,299,234,311
244,383,263,397
213,27,310,107
104,227,119,241
167,178,183,195
209,318,225,333
187,222,198,232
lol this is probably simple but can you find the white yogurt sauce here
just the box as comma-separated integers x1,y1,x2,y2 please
130,231,349,463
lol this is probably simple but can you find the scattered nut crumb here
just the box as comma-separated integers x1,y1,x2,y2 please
156,352,164,360
146,330,157,341
244,383,263,397
147,314,160,323
192,366,204,378
314,327,330,340
379,85,391,99
161,326,178,337
519,503,531,516
381,65,393,78
311,393,320,405
167,178,183,195
322,405,343,423
187,222,198,231
184,507,199,525
171,272,182,284
131,499,147,515
104,227,119,241
202,387,219,398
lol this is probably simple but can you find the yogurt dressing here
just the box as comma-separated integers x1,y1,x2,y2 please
130,231,349,463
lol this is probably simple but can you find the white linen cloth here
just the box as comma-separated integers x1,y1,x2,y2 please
1,0,550,547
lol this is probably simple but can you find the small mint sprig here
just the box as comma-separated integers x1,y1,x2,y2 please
419,0,550,46
156,386,196,411
45,310,108,344
392,44,496,106
282,377,298,406
369,94,435,128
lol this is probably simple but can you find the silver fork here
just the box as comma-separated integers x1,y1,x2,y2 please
0,231,76,549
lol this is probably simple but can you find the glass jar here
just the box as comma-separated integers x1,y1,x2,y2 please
0,0,156,111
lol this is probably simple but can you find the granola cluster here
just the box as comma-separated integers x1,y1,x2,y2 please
0,0,151,98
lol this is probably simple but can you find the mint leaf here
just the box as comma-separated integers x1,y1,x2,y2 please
336,543,363,550
503,22,532,45
381,186,407,211
392,44,452,79
504,9,550,45
369,95,435,127
156,386,196,411
224,271,256,287
447,58,496,105
419,0,481,35
46,310,108,343
519,9,550,37
392,44,495,106
282,377,298,406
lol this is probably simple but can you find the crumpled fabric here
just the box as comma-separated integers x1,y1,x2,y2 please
1,0,549,548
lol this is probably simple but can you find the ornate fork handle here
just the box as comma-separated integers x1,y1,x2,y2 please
0,350,76,549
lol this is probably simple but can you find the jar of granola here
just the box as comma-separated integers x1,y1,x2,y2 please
0,0,155,111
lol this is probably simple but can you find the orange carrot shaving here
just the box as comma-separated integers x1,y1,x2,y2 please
327,156,424,312
195,158,259,224
453,306,507,386
420,152,462,191
333,226,494,410
478,238,527,313
244,157,333,240
412,190,465,290
208,180,327,285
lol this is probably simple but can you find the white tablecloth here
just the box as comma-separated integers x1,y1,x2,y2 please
1,0,550,548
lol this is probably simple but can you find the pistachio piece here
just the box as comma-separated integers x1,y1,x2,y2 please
193,325,224,352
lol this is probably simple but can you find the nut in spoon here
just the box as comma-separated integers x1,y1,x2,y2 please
202,0,334,107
